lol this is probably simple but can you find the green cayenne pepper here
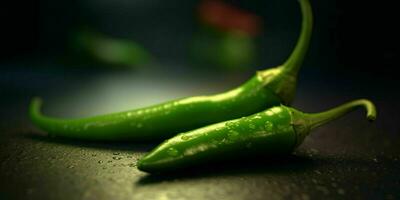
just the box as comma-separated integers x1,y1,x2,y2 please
137,99,377,173
29,0,313,141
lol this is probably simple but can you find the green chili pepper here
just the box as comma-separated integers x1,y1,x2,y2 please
29,0,313,141
137,99,376,173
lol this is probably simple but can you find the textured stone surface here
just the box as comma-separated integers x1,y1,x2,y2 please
1,67,399,200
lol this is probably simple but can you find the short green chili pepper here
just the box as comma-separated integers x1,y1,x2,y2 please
29,0,313,141
137,99,377,173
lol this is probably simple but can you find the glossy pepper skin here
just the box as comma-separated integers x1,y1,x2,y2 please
29,0,313,141
137,99,377,173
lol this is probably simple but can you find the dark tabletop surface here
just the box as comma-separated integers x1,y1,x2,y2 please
1,64,399,200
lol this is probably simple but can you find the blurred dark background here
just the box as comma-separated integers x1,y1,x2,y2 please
1,0,400,199
1,0,399,74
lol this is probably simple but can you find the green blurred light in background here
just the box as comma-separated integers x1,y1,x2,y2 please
71,30,153,68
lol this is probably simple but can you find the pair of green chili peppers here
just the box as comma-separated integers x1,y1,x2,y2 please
29,0,377,173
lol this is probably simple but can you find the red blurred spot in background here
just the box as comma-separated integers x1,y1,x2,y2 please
198,0,262,36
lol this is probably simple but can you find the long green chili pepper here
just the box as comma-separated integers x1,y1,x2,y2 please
29,0,313,141
137,99,377,173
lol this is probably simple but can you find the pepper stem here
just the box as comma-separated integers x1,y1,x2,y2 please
304,99,377,131
256,0,313,105
281,0,313,76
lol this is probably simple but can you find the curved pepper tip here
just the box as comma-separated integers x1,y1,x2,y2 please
360,98,377,122
136,159,151,173
367,115,376,122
